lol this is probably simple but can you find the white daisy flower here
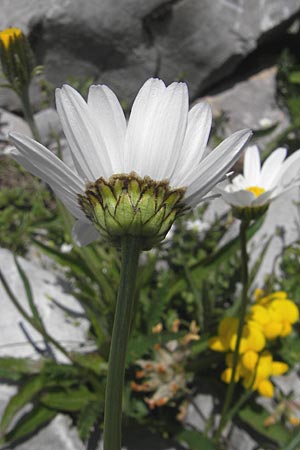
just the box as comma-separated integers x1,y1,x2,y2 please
216,145,300,213
9,78,251,249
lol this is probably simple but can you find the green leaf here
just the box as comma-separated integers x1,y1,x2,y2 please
281,426,300,450
278,335,300,366
71,352,107,375
126,331,186,365
14,256,43,327
289,71,300,84
40,386,98,412
4,405,56,444
32,239,93,279
0,357,40,381
77,401,102,441
238,404,291,446
1,375,45,434
176,429,221,450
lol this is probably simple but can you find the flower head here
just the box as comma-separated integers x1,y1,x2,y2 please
249,290,299,340
0,28,23,49
0,27,35,94
9,78,251,248
217,145,300,219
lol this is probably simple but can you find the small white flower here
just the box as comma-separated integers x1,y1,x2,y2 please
8,78,251,247
216,145,300,209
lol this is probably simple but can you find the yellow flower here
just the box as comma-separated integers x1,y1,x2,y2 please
208,317,238,352
209,317,265,354
229,321,265,354
249,293,299,340
256,290,288,306
0,27,23,49
242,351,289,397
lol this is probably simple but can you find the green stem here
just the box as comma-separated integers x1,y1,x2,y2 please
215,219,250,441
103,236,141,450
19,86,41,142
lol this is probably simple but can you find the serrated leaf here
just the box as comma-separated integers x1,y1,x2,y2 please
1,376,45,434
40,386,98,411
4,405,56,444
176,429,221,450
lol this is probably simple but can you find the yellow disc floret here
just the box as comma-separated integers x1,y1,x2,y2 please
246,186,266,197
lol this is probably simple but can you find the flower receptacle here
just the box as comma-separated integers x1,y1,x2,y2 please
79,173,186,250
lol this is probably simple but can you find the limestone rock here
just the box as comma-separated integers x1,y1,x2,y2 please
204,66,290,149
0,248,90,361
0,0,299,109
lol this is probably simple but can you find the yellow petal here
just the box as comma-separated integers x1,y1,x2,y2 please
273,299,299,324
208,336,227,352
271,361,289,376
280,321,292,337
221,367,240,384
258,379,274,397
249,305,269,325
241,350,259,371
263,321,282,340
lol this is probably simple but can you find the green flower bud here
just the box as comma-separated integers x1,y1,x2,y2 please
79,173,186,249
232,204,269,221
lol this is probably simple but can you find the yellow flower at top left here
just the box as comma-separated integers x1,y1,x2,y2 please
0,28,23,49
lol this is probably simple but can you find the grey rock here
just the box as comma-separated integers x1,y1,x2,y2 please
184,393,214,431
34,107,62,145
204,66,290,150
0,248,90,361
184,393,257,450
227,426,257,450
0,108,31,143
0,0,299,110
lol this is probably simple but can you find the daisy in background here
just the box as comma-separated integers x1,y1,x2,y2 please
8,78,251,249
216,145,300,218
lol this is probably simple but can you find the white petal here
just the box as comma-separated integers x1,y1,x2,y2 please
273,149,300,187
185,129,252,207
72,220,100,246
260,147,287,189
231,174,248,189
252,189,274,206
52,187,87,220
9,133,85,194
171,102,212,186
217,188,255,207
125,78,188,179
244,145,261,185
9,133,86,220
56,85,112,180
87,85,126,173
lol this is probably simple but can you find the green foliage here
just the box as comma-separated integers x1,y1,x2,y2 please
0,157,62,254
238,403,292,448
176,429,221,450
